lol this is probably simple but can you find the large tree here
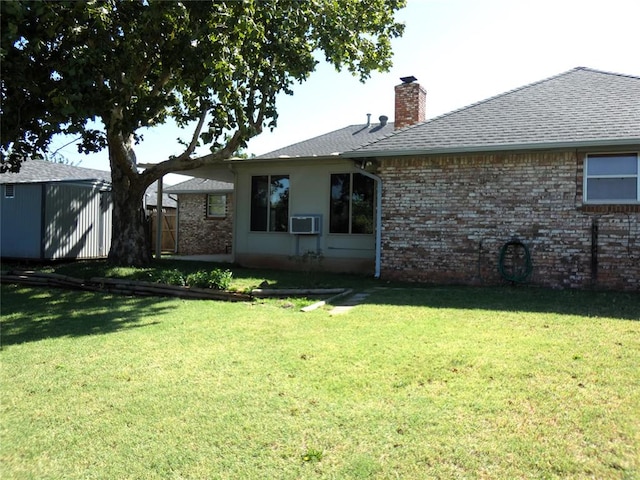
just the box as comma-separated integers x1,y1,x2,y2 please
1,0,405,265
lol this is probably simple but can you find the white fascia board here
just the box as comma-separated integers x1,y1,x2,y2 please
343,138,640,158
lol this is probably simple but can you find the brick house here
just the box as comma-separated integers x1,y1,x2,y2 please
185,67,639,291
164,178,234,255
347,67,640,291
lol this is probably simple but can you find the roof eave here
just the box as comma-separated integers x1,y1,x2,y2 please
164,188,234,194
238,154,345,164
0,178,112,186
343,138,640,158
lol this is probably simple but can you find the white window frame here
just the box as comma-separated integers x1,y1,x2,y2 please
584,152,639,204
206,193,227,218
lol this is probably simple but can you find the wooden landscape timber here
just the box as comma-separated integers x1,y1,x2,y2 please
0,270,349,304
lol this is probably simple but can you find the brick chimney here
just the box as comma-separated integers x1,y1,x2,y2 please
394,76,426,129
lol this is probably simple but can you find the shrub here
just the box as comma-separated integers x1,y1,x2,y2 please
185,269,232,290
155,269,186,286
209,269,233,290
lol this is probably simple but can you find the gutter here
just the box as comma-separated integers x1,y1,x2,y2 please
343,138,640,158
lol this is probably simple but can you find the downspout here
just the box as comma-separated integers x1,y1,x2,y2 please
229,163,238,263
355,166,382,279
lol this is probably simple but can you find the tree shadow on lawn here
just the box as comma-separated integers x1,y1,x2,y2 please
364,285,640,321
0,285,169,347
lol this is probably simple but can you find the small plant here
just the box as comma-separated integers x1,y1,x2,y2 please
185,271,210,288
185,269,233,290
154,269,186,286
208,269,233,290
302,448,323,463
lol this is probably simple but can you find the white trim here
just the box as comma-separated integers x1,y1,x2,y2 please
345,139,640,159
583,152,640,204
329,172,376,236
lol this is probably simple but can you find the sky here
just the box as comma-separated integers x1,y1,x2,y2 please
49,0,640,184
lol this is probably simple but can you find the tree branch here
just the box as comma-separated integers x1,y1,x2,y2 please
176,107,208,161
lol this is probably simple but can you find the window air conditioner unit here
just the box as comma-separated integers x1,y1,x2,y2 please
290,215,321,234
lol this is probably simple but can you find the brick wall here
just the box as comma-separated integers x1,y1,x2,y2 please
394,81,426,130
378,151,639,291
176,193,233,255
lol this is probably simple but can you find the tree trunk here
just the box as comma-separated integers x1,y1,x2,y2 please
106,126,152,266
108,175,150,266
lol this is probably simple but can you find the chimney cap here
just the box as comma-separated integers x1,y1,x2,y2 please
379,115,388,126
400,75,417,84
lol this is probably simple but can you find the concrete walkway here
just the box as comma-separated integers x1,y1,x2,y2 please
328,289,374,315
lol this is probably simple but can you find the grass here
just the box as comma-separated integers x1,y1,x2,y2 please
1,273,639,479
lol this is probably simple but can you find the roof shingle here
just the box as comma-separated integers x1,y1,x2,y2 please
0,159,112,184
164,177,233,194
346,67,640,157
256,120,395,159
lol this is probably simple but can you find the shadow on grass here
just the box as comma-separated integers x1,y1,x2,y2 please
0,284,170,347
363,285,640,321
4,259,638,321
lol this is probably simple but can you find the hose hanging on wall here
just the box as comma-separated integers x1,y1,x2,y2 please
498,238,533,283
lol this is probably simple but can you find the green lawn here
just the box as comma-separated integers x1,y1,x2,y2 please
1,281,639,479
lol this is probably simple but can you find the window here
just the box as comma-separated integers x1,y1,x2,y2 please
250,175,289,232
585,153,639,203
207,194,226,217
5,184,15,198
330,173,375,234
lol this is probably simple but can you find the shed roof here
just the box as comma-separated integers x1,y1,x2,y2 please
346,67,640,157
0,159,112,184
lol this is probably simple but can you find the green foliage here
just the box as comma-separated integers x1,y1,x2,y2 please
301,448,324,463
185,269,233,290
154,268,186,286
1,0,405,170
0,0,405,265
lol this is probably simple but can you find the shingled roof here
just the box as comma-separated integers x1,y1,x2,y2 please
0,159,111,184
346,67,640,157
164,177,233,194
256,119,395,159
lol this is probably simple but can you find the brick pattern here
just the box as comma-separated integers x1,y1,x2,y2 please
378,151,639,291
176,193,233,255
394,82,426,130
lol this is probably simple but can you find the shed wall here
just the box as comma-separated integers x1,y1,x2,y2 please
0,184,43,258
43,183,112,259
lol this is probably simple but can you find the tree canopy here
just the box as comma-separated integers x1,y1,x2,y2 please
0,0,405,265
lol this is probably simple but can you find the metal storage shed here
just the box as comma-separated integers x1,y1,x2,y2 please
0,160,113,260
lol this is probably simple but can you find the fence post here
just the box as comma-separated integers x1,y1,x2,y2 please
155,179,163,260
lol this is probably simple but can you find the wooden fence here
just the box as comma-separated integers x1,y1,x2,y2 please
149,209,177,253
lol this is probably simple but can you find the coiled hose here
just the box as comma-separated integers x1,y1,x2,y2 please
498,239,533,283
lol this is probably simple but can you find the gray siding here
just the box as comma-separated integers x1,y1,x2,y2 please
0,184,43,258
43,183,112,259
